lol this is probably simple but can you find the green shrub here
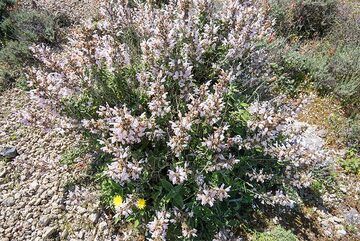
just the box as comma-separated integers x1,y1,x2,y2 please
267,38,311,95
270,0,337,39
253,226,299,241
0,1,15,20
271,41,359,108
284,43,359,110
0,10,58,44
0,8,60,91
340,149,360,175
0,0,15,17
328,1,360,45
0,0,15,42
62,65,143,120
268,0,359,111
346,115,360,149
0,40,30,91
319,2,360,111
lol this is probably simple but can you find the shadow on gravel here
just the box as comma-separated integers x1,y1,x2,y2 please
248,188,331,241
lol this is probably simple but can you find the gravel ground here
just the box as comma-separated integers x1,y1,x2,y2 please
18,0,100,23
0,89,120,240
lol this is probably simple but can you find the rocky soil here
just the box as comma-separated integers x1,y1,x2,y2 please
0,89,121,240
18,0,101,23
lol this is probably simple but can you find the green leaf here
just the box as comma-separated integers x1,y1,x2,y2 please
160,179,173,192
240,102,249,107
173,194,184,207
134,219,140,228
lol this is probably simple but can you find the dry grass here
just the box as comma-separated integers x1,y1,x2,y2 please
298,95,348,149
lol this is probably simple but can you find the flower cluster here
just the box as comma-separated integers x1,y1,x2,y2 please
168,163,191,185
196,184,231,207
246,95,335,189
26,0,338,239
147,211,172,241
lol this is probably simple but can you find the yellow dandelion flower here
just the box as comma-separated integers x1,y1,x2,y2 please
113,195,123,208
136,198,146,209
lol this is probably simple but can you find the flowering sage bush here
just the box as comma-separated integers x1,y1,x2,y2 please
27,0,335,240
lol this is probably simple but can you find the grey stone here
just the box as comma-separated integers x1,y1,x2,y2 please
42,226,57,239
336,229,347,236
39,215,52,227
77,230,85,239
29,181,39,191
25,212,33,220
99,221,107,231
17,201,26,209
3,197,15,207
89,212,100,224
331,216,342,224
344,208,360,225
34,198,42,206
60,230,68,239
4,227,12,234
0,169,6,178
0,147,18,159
339,186,347,193
77,206,86,215
14,193,21,199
